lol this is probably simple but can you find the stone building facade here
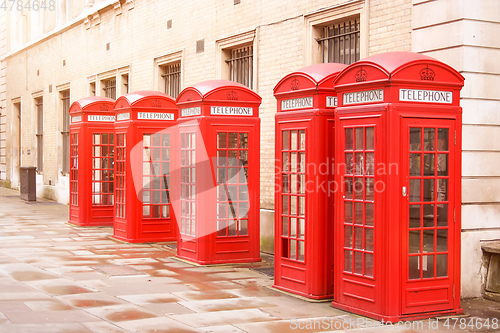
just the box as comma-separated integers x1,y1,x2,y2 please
0,0,499,299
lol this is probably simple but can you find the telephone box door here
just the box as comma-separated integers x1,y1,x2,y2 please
401,117,457,315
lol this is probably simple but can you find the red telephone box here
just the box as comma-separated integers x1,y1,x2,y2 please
68,96,116,227
273,63,347,299
113,91,178,243
175,80,261,264
332,52,464,321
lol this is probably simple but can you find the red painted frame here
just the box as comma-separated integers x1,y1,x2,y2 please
113,91,179,243
273,63,346,299
332,52,464,321
175,80,261,265
68,97,115,227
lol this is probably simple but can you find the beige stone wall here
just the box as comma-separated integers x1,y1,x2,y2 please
412,0,500,298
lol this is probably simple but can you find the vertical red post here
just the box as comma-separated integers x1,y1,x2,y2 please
175,80,261,264
68,97,115,227
273,63,346,299
332,52,464,321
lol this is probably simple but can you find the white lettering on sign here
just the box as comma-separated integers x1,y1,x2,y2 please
71,115,82,123
343,89,384,105
326,96,338,108
281,97,313,110
117,113,131,121
399,89,453,104
210,106,253,116
88,115,116,122
181,107,201,117
138,112,175,120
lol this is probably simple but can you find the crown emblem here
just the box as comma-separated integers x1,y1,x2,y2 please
291,78,300,90
227,90,239,100
151,99,162,108
355,67,367,82
99,104,109,111
420,66,435,81
186,93,193,101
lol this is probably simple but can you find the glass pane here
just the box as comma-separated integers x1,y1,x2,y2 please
93,134,100,145
298,241,305,261
290,239,296,260
365,127,374,150
299,196,305,216
437,179,448,202
344,201,353,224
409,256,420,279
299,175,305,195
409,179,421,202
355,153,364,175
436,254,448,277
344,225,353,248
422,255,435,278
239,219,248,235
344,178,353,199
365,203,374,226
365,228,374,251
282,217,289,236
423,204,435,227
354,177,364,199
143,134,150,147
437,154,448,176
363,253,374,278
345,153,353,175
437,229,448,252
290,196,297,215
344,250,352,272
410,128,421,151
298,218,305,239
291,131,297,150
291,174,297,194
290,217,297,237
424,128,435,151
218,150,227,166
345,128,353,150
438,128,449,151
437,204,448,226
354,227,363,249
228,133,238,148
354,251,363,274
299,153,305,173
291,152,297,172
354,202,363,225
410,154,421,176
217,220,227,237
228,220,237,236
299,130,306,150
409,205,421,228
365,153,374,175
423,179,434,202
409,230,420,254
424,154,435,176
282,174,289,193
143,205,150,217
282,195,289,215
365,178,374,201
282,131,289,150
423,230,435,254
153,133,161,146
282,153,289,172
239,133,248,149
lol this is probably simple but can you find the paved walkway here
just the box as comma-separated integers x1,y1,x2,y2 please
0,187,498,333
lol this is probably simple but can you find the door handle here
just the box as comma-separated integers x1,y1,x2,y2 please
402,186,407,197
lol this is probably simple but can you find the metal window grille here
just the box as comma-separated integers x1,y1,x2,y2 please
103,79,116,99
162,63,181,98
226,45,253,88
0,111,6,181
61,91,70,174
318,19,360,65
36,98,43,172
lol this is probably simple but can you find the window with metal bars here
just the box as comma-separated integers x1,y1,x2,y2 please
103,79,116,99
36,98,43,172
226,45,253,88
318,19,360,65
61,90,70,174
161,62,181,98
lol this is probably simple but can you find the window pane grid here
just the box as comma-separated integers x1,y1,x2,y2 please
216,132,250,238
180,132,196,236
103,79,116,99
343,126,375,277
92,133,114,206
319,19,360,65
70,133,79,206
162,62,181,98
142,133,171,219
281,129,306,262
115,134,126,218
408,127,449,280
227,45,253,88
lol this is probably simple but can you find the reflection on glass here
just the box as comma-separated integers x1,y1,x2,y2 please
355,128,363,150
345,128,353,150
366,153,374,175
354,251,363,274
437,154,448,176
365,253,374,277
409,230,420,254
344,201,353,223
423,179,434,202
282,152,289,172
228,133,238,149
437,179,448,202
291,131,297,150
354,177,364,199
240,220,248,235
354,202,363,225
423,255,435,278
345,153,353,175
438,128,449,151
436,254,448,277
423,230,434,253
282,131,289,150
298,219,305,239
437,204,448,226
282,195,289,215
424,128,435,151
344,250,352,272
409,179,421,202
298,241,305,261
410,128,421,151
366,127,374,150
344,178,353,199
423,154,435,176
365,178,374,201
299,196,305,216
344,225,353,247
239,133,248,149
291,152,297,173
365,228,374,251
290,239,297,260
282,217,288,236
409,256,420,279
423,204,435,228
437,229,448,252
218,220,227,237
409,204,420,228
299,130,306,150
365,203,374,226
355,153,364,175
290,217,297,237
291,174,297,194
291,195,297,215
354,227,363,249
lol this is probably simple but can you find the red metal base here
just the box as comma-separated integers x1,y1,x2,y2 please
175,254,261,265
272,284,334,300
68,220,113,228
111,234,176,243
331,301,464,322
